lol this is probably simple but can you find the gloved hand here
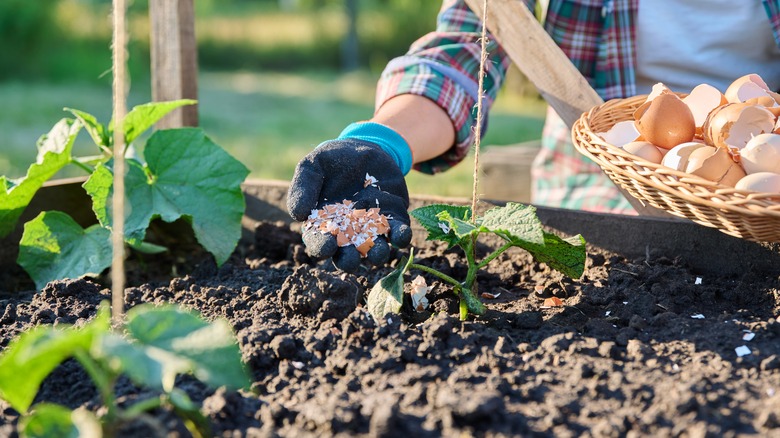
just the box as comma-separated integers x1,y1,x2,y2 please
287,122,414,273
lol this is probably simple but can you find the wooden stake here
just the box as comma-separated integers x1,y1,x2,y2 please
150,0,199,128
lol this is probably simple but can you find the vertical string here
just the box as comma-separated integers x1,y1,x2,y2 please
111,0,127,326
471,0,489,223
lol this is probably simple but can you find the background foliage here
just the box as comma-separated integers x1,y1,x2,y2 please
0,0,544,198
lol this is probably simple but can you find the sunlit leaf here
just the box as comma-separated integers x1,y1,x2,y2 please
0,119,81,237
17,211,112,290
367,249,414,321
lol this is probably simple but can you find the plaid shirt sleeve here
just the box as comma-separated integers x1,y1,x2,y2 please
374,0,511,174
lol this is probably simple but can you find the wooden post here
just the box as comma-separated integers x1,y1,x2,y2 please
149,0,198,128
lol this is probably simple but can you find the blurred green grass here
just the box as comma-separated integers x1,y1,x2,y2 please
0,1,546,198
0,71,544,198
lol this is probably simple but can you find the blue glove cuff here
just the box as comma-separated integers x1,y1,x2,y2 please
336,122,413,175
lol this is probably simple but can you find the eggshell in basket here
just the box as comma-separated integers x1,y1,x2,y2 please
735,172,780,194
597,120,640,147
682,83,728,131
633,93,696,149
741,133,780,174
622,141,664,164
661,142,708,172
702,103,776,150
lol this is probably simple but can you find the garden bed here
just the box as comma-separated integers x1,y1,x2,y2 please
1,179,779,436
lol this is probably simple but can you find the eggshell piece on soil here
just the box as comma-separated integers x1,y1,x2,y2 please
634,93,696,149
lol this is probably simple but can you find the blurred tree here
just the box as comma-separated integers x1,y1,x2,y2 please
0,0,62,80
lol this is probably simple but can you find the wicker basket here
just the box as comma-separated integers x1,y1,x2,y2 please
572,94,780,243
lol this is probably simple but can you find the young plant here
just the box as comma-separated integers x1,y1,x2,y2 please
367,202,587,321
0,100,250,289
0,303,251,437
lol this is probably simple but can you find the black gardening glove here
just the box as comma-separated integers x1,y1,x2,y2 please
287,124,413,273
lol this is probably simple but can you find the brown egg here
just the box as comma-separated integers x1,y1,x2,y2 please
633,93,696,149
735,172,780,194
622,141,664,164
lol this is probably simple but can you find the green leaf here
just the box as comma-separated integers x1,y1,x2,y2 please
169,388,212,438
85,128,249,265
65,108,109,148
0,119,81,238
17,211,112,290
480,202,545,246
411,204,471,247
95,333,169,390
0,309,109,412
122,100,197,145
517,232,587,279
19,404,79,438
436,211,481,240
123,304,250,392
367,250,414,321
19,404,102,438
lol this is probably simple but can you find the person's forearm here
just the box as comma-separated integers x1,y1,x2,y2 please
370,94,455,164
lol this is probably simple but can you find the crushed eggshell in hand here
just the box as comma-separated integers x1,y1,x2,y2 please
364,173,378,188
304,199,391,257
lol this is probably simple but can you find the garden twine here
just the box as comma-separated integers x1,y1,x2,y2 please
111,0,127,324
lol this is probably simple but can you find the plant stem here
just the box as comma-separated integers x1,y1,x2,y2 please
459,293,468,320
410,263,461,288
121,396,163,419
476,242,514,270
70,159,95,174
74,349,118,421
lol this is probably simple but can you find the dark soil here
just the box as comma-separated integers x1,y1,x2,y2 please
1,219,780,437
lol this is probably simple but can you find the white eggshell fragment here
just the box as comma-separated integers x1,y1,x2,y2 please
685,145,746,187
597,120,640,147
661,142,745,186
661,142,709,172
645,82,673,102
735,172,780,194
682,83,728,130
741,133,780,174
622,141,664,164
725,74,780,104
